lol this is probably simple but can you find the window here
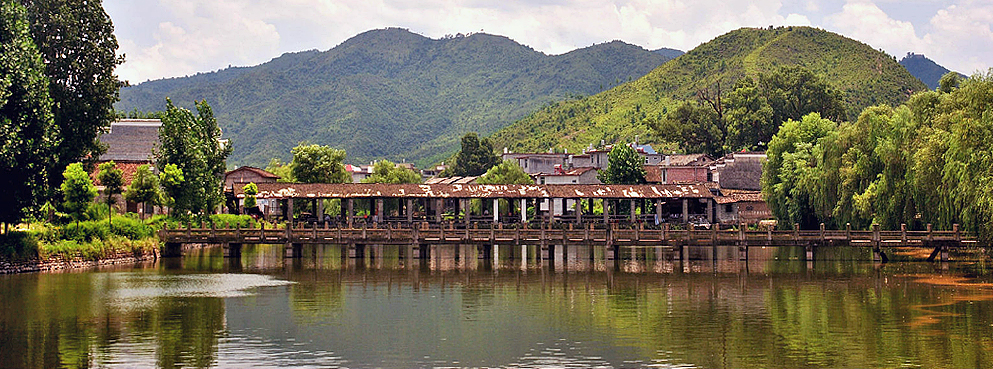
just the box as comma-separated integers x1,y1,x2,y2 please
725,204,733,213
745,205,754,211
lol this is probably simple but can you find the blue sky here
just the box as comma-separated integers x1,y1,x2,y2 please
104,0,992,84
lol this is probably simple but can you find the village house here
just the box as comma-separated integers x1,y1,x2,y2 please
92,119,163,215
709,152,772,225
644,153,714,184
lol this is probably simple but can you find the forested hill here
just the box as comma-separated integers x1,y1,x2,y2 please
488,26,929,154
116,28,673,167
899,53,962,89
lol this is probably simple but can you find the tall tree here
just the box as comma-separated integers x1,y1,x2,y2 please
158,163,184,217
290,143,350,184
597,144,647,185
156,99,231,218
0,0,58,230
96,160,123,225
653,101,723,157
725,78,775,151
124,164,160,220
19,0,124,190
445,133,501,177
362,160,421,184
758,66,847,124
761,113,838,229
60,162,96,229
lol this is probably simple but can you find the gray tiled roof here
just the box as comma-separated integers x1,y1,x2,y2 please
98,119,161,162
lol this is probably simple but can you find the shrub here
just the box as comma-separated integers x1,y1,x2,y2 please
210,214,257,228
0,232,39,260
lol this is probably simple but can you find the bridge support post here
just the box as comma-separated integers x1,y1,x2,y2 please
223,242,242,258
738,223,748,261
162,242,183,257
284,243,302,258
872,224,885,263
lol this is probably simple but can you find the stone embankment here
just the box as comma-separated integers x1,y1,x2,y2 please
0,249,159,274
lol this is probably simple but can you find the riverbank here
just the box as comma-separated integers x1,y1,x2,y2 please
0,248,159,274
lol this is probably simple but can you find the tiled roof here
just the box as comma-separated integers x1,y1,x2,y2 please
644,166,662,183
715,189,764,204
237,183,714,199
91,160,153,187
98,119,161,162
225,166,280,179
542,167,597,176
666,154,714,166
716,155,764,190
424,176,478,184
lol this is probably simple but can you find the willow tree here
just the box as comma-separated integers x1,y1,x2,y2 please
0,1,58,231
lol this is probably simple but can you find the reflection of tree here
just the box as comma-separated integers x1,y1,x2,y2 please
150,297,225,368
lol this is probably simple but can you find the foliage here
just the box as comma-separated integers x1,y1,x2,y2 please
489,26,926,155
761,69,993,241
290,143,350,183
653,100,722,157
265,158,295,182
19,0,124,191
97,161,124,224
444,133,501,177
242,182,258,209
209,214,257,228
938,71,961,94
0,1,58,227
361,160,421,184
158,163,184,213
124,164,161,218
597,144,647,185
156,99,231,218
60,163,97,227
115,29,673,168
477,160,535,185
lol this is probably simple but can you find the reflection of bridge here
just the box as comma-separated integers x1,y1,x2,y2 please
160,222,973,263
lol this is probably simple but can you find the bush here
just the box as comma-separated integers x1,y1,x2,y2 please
210,214,257,228
56,217,157,243
0,232,39,260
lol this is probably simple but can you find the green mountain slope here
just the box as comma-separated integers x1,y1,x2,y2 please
489,26,929,154
116,28,672,167
898,52,963,89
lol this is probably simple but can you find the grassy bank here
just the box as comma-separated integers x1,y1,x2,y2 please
0,209,257,262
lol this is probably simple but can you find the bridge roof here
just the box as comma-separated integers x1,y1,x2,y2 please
239,183,713,199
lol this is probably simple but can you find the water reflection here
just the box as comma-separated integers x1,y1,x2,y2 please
1,243,992,368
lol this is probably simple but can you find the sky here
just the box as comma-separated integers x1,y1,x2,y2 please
103,0,993,84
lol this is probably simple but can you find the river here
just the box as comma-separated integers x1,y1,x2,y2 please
2,244,992,368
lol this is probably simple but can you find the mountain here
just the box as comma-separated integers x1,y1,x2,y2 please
116,28,673,167
488,26,929,155
652,48,684,60
899,52,963,90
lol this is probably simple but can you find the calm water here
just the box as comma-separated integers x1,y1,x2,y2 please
3,244,993,368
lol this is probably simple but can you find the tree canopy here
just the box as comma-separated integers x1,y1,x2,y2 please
124,164,160,219
290,143,350,184
445,133,501,177
476,161,534,185
0,0,58,227
155,99,231,218
762,69,993,242
60,162,96,227
97,161,123,224
362,160,421,184
19,0,124,190
597,144,647,185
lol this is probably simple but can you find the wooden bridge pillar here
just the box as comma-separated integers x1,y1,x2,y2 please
682,199,689,224
872,224,886,263
738,223,748,261
284,243,302,258
346,199,354,228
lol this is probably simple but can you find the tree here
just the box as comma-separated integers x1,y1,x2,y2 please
654,101,723,157
477,161,535,185
0,0,59,231
265,158,295,183
761,113,838,229
242,182,258,209
124,164,160,220
19,0,124,191
758,66,847,124
725,78,775,151
97,161,123,225
61,163,96,228
937,72,961,94
156,98,230,218
445,133,501,177
158,164,184,216
290,143,350,183
597,143,647,185
362,160,421,184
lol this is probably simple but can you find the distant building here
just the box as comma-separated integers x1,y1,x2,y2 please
535,166,599,185
421,164,449,178
644,154,714,184
93,119,162,214
224,166,280,191
709,152,772,224
345,164,373,183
